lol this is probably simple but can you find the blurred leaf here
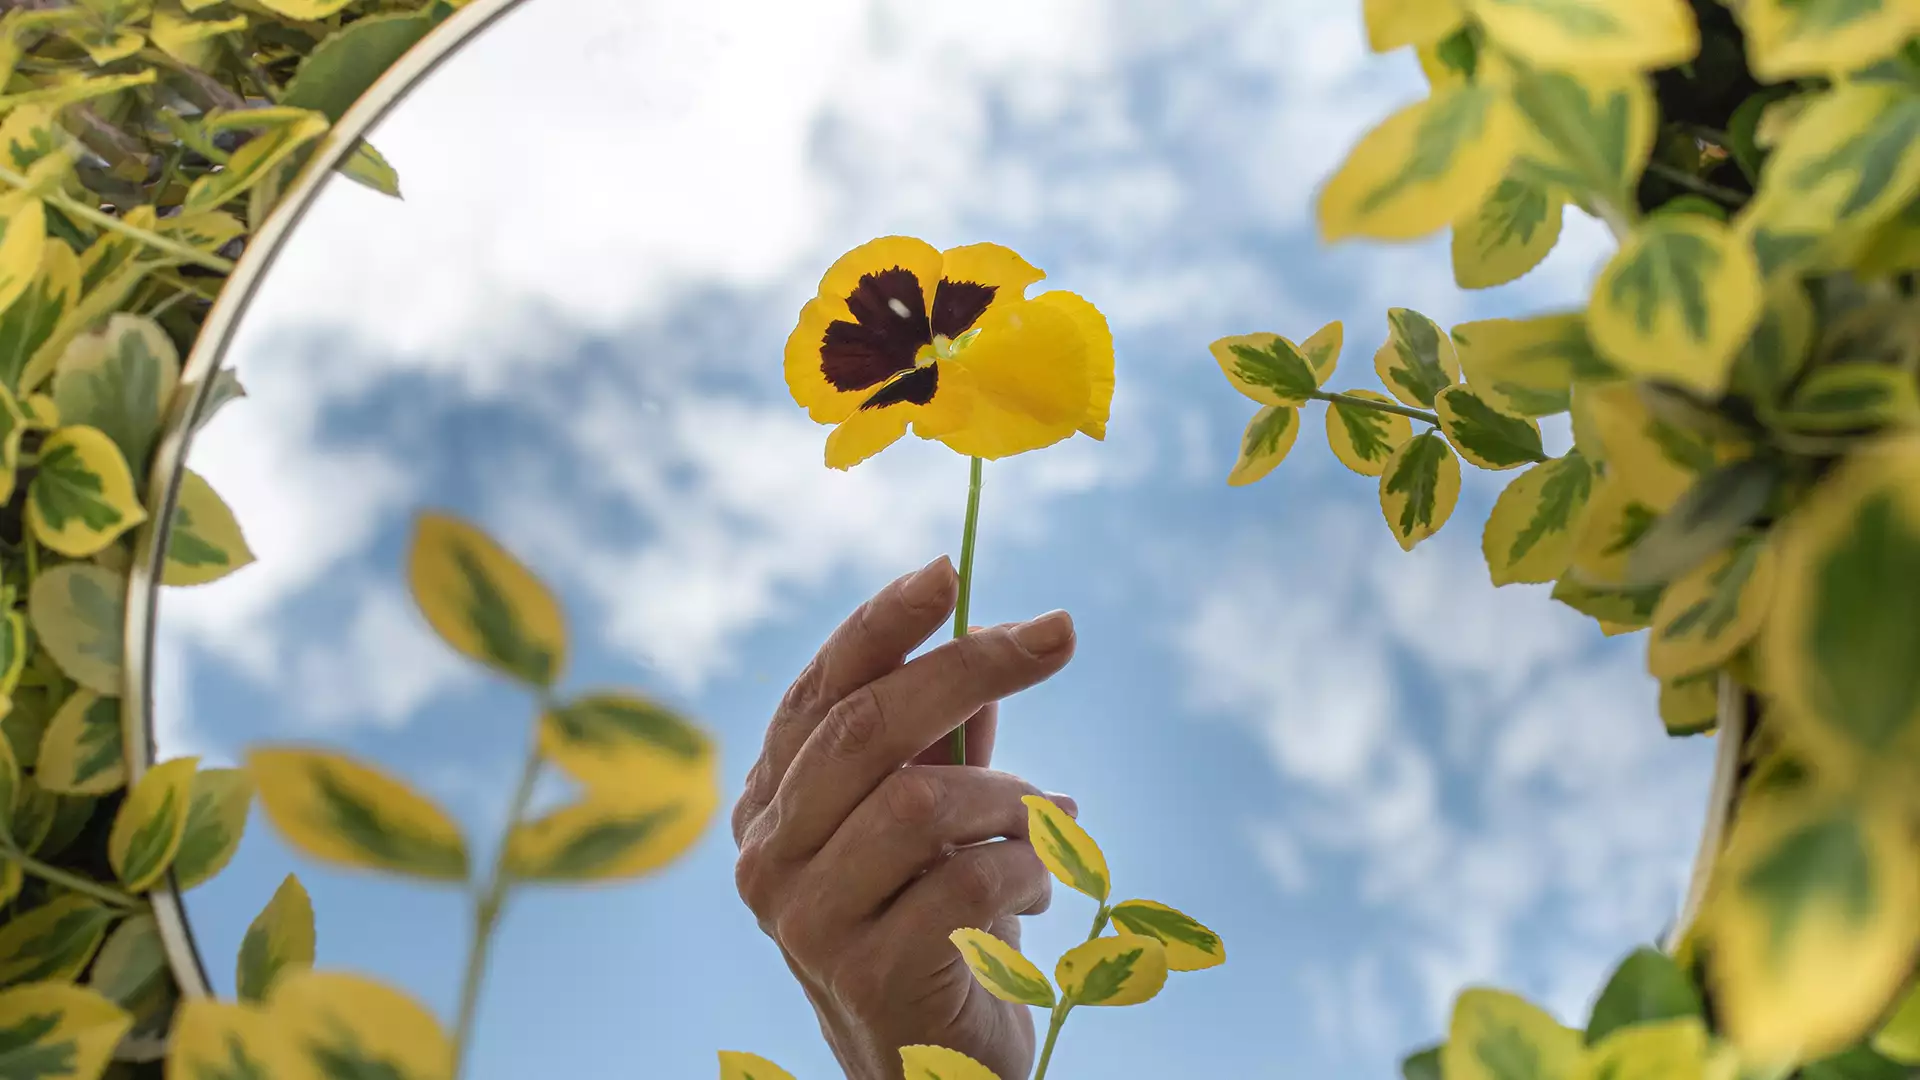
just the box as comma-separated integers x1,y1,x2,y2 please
1363,0,1465,52
28,563,125,695
1471,0,1697,70
899,1045,1003,1080
1483,452,1594,586
1874,979,1920,1063
0,895,115,985
108,755,198,892
1729,280,1815,407
163,469,256,587
505,782,717,883
35,690,124,795
247,747,469,880
1586,947,1704,1045
88,913,165,1006
0,238,79,395
0,193,47,322
172,767,251,890
1780,364,1920,433
1735,0,1920,81
1624,459,1779,588
1401,1043,1443,1080
1445,988,1583,1080
1589,215,1762,395
1318,85,1518,243
1452,174,1564,290
540,691,714,796
407,511,567,688
236,873,314,1004
283,12,435,121
1582,1017,1710,1080
1648,536,1776,680
28,425,148,558
339,139,402,198
718,1051,800,1080
269,970,451,1080
1453,313,1613,420
1508,68,1656,215
168,998,300,1080
1660,671,1720,736
50,313,179,479
0,982,130,1078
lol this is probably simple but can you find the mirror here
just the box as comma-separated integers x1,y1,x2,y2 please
146,0,1719,1074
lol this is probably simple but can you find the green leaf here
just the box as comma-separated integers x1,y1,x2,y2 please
338,139,402,198
236,874,314,1004
1508,67,1656,213
191,367,245,433
1326,390,1412,476
948,927,1055,1007
1452,174,1564,289
1380,432,1462,551
172,767,252,890
1728,280,1815,406
1780,364,1920,433
1623,458,1780,587
109,755,198,891
1228,404,1301,487
282,13,436,122
0,982,130,1080
1660,671,1720,736
1453,312,1611,417
1375,307,1460,409
1108,899,1225,971
48,313,179,478
0,895,115,985
27,563,125,695
1210,333,1319,407
164,468,256,587
1402,1043,1444,1080
1551,576,1663,633
1435,385,1546,470
1483,451,1594,586
1800,1044,1913,1080
1445,987,1583,1080
1873,978,1920,1063
87,913,166,1007
1585,947,1704,1045
1589,213,1763,394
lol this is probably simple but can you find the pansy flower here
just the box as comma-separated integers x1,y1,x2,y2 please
785,236,1114,469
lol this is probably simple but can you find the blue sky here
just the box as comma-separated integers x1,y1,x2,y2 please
151,1,1717,1076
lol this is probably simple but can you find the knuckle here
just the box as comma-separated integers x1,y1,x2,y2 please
732,834,781,919
780,656,829,718
822,686,886,761
880,768,944,832
953,850,1003,910
772,903,823,958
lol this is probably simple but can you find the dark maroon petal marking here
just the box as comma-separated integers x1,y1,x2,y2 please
860,365,938,410
931,278,997,339
819,267,933,392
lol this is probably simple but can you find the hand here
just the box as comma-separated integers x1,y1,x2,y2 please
731,555,1079,1080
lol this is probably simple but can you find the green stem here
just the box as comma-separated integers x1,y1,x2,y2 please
0,845,144,910
1031,1006,1069,1080
0,164,236,274
1646,161,1748,207
946,455,984,766
449,735,546,1079
1307,389,1440,427
25,534,38,581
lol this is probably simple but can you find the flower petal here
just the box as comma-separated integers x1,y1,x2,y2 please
936,299,1090,460
911,367,974,440
934,243,1045,337
825,404,912,470
785,295,868,424
1030,290,1113,440
818,236,944,313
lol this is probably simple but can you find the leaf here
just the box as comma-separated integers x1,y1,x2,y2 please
1379,432,1462,551
1326,390,1412,476
88,913,165,1006
1108,899,1225,971
190,368,244,433
1762,435,1920,773
0,732,16,839
35,690,123,795
1735,0,1920,81
1799,1045,1914,1080
1706,787,1920,1062
1452,174,1565,289
149,3,246,68
1581,382,1715,510
1418,26,1479,88
1508,68,1657,213
1590,214,1763,394
172,767,251,890
1364,0,1465,51
1021,794,1108,902
539,691,714,796
10,776,55,853
108,755,197,891
339,139,402,198
1403,1044,1445,1080
0,384,23,506
0,862,17,910
1435,385,1546,470
0,609,24,701
1728,280,1816,406
1227,405,1301,487
1299,320,1343,385
247,747,469,880
0,193,46,322
0,69,156,113
183,109,330,213
1623,458,1780,587
1453,313,1614,419
1470,0,1698,70
718,1051,800,1080
1055,934,1169,1007
235,873,314,1004
1483,452,1595,586
162,469,255,586
28,425,147,558
1581,1017,1710,1080
27,563,124,694
0,236,78,394
1780,364,1920,433
899,1045,1003,1080
251,0,352,15
1209,333,1318,407
0,895,115,984
167,999,299,1080
1586,947,1704,1045
1659,670,1720,736
1375,307,1462,409
1855,196,1920,276
1567,474,1663,587
1552,576,1663,634
268,970,452,1080
948,927,1055,1007
49,312,178,474
407,511,567,688
1648,536,1776,680
506,781,717,882
1318,84,1519,242
1444,988,1584,1080
35,792,94,861
283,12,436,122
0,982,130,1080
1874,980,1920,1063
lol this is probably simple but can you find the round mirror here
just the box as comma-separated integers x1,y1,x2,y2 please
142,0,1719,1074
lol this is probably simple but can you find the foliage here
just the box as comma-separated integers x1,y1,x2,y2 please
1217,0,1920,1073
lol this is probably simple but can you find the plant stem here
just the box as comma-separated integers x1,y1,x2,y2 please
449,737,545,1079
0,845,144,910
1646,161,1749,207
24,534,37,581
1032,1006,1069,1080
946,455,984,766
0,164,236,274
1307,388,1440,427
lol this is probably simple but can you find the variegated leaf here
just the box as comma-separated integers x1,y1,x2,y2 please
1445,988,1583,1080
1319,84,1519,242
1648,536,1776,680
1108,899,1225,971
1379,432,1462,551
408,511,567,688
0,894,115,984
167,998,300,1080
1435,385,1546,470
1452,313,1614,419
35,689,123,795
1482,452,1594,586
899,1045,1003,1080
949,927,1054,1007
1056,934,1169,1007
1227,405,1300,487
1375,307,1461,409
247,747,469,880
0,982,130,1078
172,767,251,890
1469,0,1698,70
269,970,452,1080
1659,670,1720,736
1023,794,1108,902
1452,174,1564,289
236,873,314,1004
1508,68,1657,216
28,425,147,558
1363,0,1465,52
108,755,198,891
27,563,124,694
718,1051,800,1080
1735,0,1920,81
506,780,717,882
1210,333,1318,407
163,469,256,586
1590,214,1763,394
0,234,78,394
1780,364,1920,433
1325,390,1411,477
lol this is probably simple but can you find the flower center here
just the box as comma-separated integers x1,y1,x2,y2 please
919,327,983,368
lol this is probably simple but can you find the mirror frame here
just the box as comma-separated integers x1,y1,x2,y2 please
120,0,533,1000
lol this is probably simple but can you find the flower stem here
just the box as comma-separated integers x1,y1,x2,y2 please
0,845,144,910
1307,389,1440,427
0,164,236,274
450,734,545,1079
1032,1006,1069,1080
947,455,984,766
1645,161,1749,207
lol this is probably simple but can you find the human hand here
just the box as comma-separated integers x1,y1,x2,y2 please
732,555,1078,1080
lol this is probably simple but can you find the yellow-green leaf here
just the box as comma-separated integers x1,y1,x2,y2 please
1436,385,1546,470
340,139,402,198
28,424,147,558
1319,84,1519,242
718,1051,800,1080
1579,1017,1709,1080
163,469,255,586
1453,313,1614,419
1364,0,1465,51
184,109,329,213
252,0,352,16
21,257,159,396
1056,934,1169,1007
88,912,165,1006
1660,670,1720,736
1022,794,1108,901
0,982,130,1079
0,731,16,839
1108,899,1225,971
1552,576,1663,634
506,781,718,882
1375,307,1461,409
1736,0,1920,81
1779,363,1920,433
899,1045,1004,1080
0,384,22,506
538,691,715,795
1483,452,1594,586
247,747,469,880
1874,979,1920,1063
284,12,437,123
167,999,299,1080
1567,473,1663,587
155,209,246,254
236,872,314,1004
1581,382,1716,510
1227,405,1300,487
1299,320,1343,386
35,689,123,795
1728,280,1815,406
150,4,246,68
1648,537,1775,680
0,232,79,393
1379,432,1462,551
172,767,251,890
407,511,566,688
1453,174,1565,289
1624,459,1779,588
10,775,56,853
1445,988,1584,1080
1210,333,1318,407
269,970,451,1080
949,927,1055,1007
108,754,197,891
0,192,46,321
1855,197,1920,277
1326,390,1412,477
0,609,23,703
0,894,115,984
0,861,17,909
1508,68,1657,213
27,562,125,694
0,69,156,113
1471,0,1698,70
1590,214,1762,394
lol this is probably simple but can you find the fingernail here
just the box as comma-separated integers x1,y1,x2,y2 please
1011,610,1073,655
902,556,954,607
1045,792,1079,817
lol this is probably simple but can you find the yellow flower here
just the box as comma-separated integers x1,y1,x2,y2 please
785,236,1115,469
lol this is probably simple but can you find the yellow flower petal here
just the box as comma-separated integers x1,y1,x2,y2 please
817,235,943,312
825,405,912,470
910,366,975,440
1030,291,1114,440
938,243,1044,304
936,299,1091,460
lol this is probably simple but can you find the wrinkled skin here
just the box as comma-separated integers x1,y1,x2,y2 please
732,556,1078,1080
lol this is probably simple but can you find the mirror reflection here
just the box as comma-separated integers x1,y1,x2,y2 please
152,0,1715,1075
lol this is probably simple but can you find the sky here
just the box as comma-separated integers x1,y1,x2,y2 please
148,0,1719,1076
